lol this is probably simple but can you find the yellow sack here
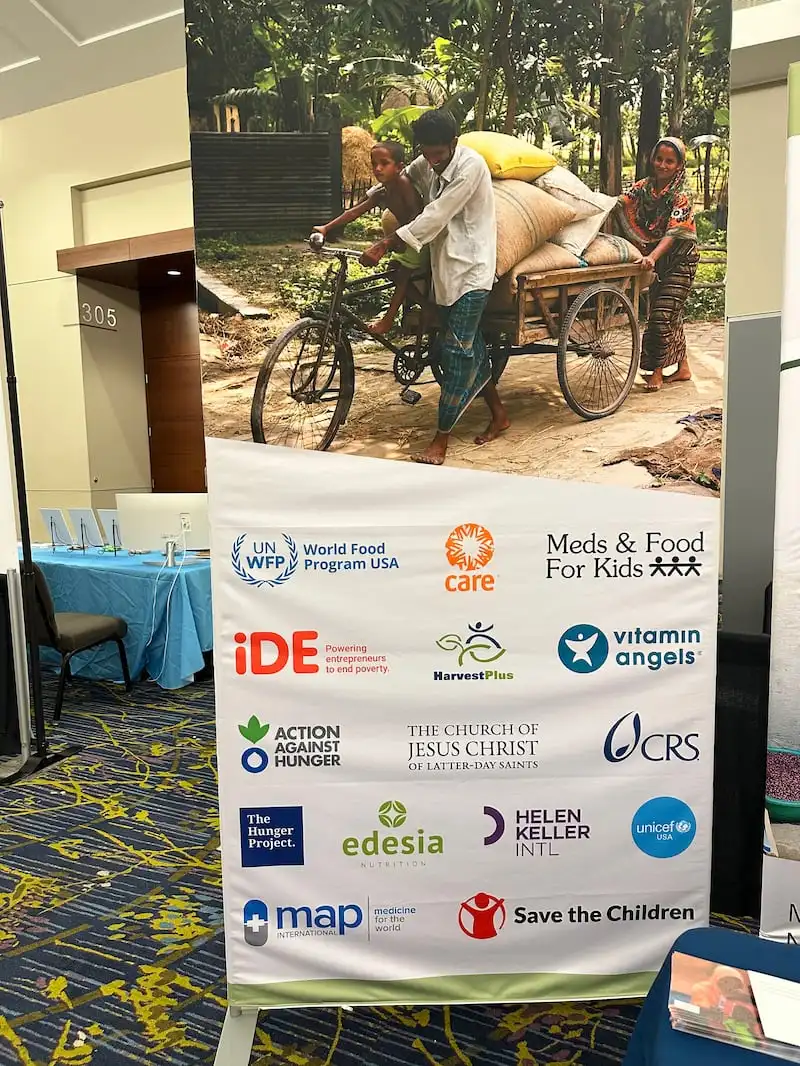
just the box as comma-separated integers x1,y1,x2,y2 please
461,131,557,181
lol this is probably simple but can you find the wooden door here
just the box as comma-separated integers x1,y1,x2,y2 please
140,276,206,492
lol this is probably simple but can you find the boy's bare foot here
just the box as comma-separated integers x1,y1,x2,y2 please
475,413,510,445
368,317,393,336
643,368,663,392
667,357,692,383
410,432,449,466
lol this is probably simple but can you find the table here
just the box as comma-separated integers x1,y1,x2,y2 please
31,547,213,690
623,927,800,1065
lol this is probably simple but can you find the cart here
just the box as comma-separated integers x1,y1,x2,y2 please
250,244,644,451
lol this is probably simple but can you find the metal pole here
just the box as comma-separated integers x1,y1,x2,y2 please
0,202,48,760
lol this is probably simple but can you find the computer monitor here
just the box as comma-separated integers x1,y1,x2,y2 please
115,493,210,553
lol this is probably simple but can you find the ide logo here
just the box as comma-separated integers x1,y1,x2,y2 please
444,524,496,593
604,712,699,764
234,631,318,675
458,893,506,939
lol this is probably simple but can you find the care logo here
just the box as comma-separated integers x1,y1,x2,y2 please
557,624,609,673
434,622,513,682
604,712,700,764
232,533,298,589
631,796,696,859
342,800,443,863
445,524,496,593
458,893,506,939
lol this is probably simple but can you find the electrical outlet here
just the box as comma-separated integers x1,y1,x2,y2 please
180,513,192,533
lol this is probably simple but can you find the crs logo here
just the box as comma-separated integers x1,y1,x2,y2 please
445,524,496,593
234,631,318,675
458,893,506,939
604,712,699,764
557,624,609,673
232,534,298,589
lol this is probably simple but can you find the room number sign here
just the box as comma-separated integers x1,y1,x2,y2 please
79,301,117,331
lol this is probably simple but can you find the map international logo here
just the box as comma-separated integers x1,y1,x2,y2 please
557,624,609,673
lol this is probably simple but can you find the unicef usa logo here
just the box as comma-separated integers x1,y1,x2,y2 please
631,797,696,859
558,625,609,673
232,534,298,589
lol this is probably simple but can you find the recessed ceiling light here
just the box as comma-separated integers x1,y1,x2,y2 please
167,269,181,276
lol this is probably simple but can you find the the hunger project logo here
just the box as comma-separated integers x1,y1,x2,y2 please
445,523,496,593
631,797,696,858
458,893,506,939
558,625,609,673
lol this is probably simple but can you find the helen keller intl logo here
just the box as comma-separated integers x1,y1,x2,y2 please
458,893,506,939
232,532,400,588
444,524,496,593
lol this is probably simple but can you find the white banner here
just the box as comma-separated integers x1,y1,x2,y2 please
761,64,800,941
208,438,718,1008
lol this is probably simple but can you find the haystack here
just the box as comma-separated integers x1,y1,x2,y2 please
342,125,375,188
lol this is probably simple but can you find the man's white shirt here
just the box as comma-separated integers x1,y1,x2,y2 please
396,144,497,307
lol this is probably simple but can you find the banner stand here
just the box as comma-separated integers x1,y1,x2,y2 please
213,1007,259,1066
0,203,78,783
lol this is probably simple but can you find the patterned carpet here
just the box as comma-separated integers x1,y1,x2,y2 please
0,676,753,1065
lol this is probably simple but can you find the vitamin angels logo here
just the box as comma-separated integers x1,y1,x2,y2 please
232,533,298,589
458,892,506,939
445,524,496,593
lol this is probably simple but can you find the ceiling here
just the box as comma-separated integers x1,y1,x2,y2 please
0,0,187,121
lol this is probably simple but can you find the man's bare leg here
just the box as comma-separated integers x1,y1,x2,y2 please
411,430,450,466
475,381,510,445
369,267,412,336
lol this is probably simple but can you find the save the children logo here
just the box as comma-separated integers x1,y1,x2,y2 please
232,534,298,589
557,624,609,673
445,524,496,593
458,893,506,939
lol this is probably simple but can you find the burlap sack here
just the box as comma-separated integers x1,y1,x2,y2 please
382,209,398,236
535,166,617,221
581,234,642,266
487,243,581,312
494,181,575,277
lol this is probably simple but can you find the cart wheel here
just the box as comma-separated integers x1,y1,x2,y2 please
251,317,355,450
557,282,640,420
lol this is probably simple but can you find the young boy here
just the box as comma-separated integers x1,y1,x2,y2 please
313,141,428,335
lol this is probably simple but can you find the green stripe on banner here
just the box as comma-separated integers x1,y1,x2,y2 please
782,358,800,372
790,64,800,138
228,969,654,1008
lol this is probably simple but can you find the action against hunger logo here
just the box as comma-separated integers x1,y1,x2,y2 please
446,524,494,571
557,625,609,673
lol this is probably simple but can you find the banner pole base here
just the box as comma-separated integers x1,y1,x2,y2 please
0,746,80,786
214,1007,259,1066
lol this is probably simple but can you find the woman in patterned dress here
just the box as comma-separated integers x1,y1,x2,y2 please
616,137,699,392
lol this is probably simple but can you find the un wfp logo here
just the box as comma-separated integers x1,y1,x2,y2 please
232,534,299,589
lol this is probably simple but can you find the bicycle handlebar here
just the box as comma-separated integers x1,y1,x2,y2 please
307,238,366,261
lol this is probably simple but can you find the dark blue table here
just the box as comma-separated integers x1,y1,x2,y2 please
623,927,800,1065
31,547,212,690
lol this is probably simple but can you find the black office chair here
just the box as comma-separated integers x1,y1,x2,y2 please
31,563,132,721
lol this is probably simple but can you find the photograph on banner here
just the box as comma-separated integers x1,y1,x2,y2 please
185,0,729,491
761,61,800,944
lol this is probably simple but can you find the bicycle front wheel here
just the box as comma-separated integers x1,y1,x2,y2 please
250,318,355,450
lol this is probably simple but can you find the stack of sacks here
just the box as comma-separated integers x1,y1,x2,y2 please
534,166,618,259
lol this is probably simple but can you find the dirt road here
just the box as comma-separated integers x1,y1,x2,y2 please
201,320,723,491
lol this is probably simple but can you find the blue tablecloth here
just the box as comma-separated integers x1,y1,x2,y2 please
31,547,213,690
623,927,800,1066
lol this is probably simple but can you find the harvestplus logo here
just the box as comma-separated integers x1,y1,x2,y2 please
434,622,513,681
